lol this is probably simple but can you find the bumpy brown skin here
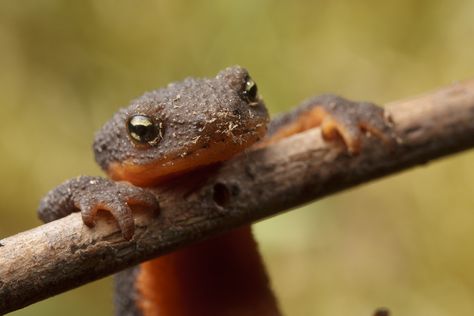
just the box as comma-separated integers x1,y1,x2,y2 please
94,67,269,186
38,66,395,316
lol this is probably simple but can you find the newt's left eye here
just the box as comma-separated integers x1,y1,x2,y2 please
242,76,258,103
127,115,162,145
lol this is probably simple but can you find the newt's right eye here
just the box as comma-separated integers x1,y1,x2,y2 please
127,115,162,146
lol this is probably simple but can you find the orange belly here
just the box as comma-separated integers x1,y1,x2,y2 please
135,226,281,316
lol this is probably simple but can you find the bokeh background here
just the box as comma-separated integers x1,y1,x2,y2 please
1,1,474,315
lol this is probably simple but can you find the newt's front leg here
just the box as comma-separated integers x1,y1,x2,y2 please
38,176,159,240
266,94,396,153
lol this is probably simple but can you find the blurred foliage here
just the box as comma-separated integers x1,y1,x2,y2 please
1,0,474,315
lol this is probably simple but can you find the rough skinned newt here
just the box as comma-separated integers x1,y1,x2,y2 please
38,66,395,316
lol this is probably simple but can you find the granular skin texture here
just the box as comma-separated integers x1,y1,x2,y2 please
93,66,269,176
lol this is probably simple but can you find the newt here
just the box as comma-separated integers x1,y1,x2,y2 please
38,66,394,316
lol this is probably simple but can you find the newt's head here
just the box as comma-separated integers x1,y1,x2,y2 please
93,66,269,186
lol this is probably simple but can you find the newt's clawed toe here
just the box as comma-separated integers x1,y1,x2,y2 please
266,94,396,154
38,176,159,240
75,180,159,240
316,96,396,154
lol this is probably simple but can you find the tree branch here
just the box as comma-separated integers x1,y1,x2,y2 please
2,80,474,314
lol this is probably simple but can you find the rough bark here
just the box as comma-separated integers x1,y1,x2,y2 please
1,79,474,314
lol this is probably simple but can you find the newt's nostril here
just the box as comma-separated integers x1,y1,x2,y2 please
213,182,231,207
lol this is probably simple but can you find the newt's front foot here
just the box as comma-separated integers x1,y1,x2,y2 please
268,94,396,154
38,176,159,240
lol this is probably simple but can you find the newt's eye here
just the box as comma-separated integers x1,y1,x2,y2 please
127,115,162,145
242,76,258,103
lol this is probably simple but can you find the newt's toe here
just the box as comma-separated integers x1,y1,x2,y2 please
78,198,135,240
72,179,159,240
266,94,396,154
38,176,159,240
320,112,363,154
314,95,396,154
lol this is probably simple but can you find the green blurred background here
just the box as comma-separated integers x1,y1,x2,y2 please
1,1,474,315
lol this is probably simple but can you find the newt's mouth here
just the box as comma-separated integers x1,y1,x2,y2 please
107,124,266,186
